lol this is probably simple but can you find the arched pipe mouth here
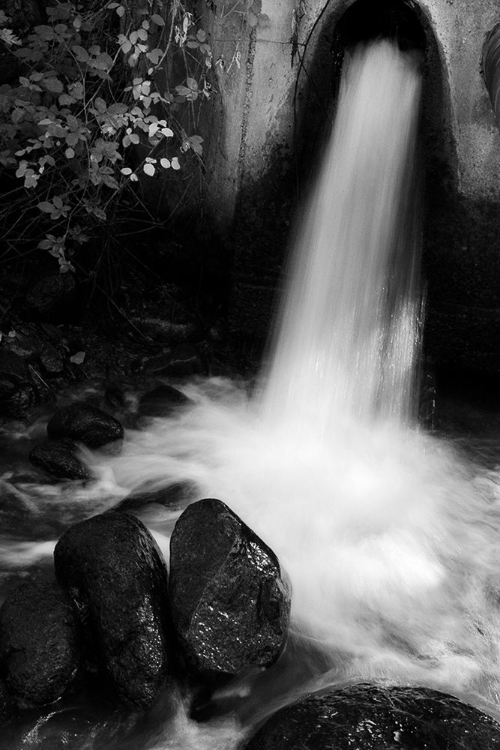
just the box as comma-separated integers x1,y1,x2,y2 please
482,22,500,129
334,0,426,53
327,0,426,116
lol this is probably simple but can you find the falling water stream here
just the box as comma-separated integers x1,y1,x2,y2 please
2,40,500,749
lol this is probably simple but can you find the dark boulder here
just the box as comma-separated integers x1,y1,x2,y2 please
47,402,123,449
243,683,500,750
0,582,81,709
169,498,291,683
130,316,200,344
0,350,36,419
40,344,65,375
138,384,191,418
54,511,173,709
29,438,91,481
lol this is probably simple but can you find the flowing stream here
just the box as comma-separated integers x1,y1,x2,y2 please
2,40,500,749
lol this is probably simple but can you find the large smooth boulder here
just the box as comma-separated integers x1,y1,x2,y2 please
243,683,500,749
29,438,91,480
0,582,81,709
169,498,291,683
47,402,123,449
54,511,172,709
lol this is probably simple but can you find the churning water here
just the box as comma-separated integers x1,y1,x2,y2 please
2,40,500,749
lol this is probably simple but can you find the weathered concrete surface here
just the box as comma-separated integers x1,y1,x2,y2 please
198,0,500,371
153,0,500,367
426,0,500,200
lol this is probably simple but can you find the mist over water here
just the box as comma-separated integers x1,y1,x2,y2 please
101,42,500,714
3,39,500,749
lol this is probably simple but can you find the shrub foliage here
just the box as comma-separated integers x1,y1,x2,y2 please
0,1,211,272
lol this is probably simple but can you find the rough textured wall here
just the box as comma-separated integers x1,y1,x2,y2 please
175,0,500,369
417,0,500,372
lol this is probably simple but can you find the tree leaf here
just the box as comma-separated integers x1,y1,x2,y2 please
69,351,86,364
71,45,90,62
59,93,76,105
143,162,155,176
146,48,163,64
37,201,55,213
42,77,64,93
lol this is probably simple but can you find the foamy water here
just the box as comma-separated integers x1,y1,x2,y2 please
2,40,500,749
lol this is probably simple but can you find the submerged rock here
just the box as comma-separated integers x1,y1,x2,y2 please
115,481,199,514
243,683,500,749
0,582,81,709
54,511,173,709
47,402,123,449
138,384,191,418
29,438,91,480
169,498,291,683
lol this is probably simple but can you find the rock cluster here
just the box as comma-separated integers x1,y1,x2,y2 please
0,500,291,718
29,401,124,480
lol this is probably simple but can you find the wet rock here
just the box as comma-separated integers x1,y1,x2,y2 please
243,684,500,750
0,581,81,709
26,273,77,322
138,384,191,418
104,383,127,409
115,481,199,514
54,511,173,709
47,402,123,449
142,344,207,378
3,322,44,362
40,344,65,375
29,438,91,481
169,498,291,683
0,350,36,419
131,316,200,344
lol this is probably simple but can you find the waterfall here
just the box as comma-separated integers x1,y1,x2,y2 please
100,43,500,711
99,43,500,705
4,39,500,750
260,41,422,429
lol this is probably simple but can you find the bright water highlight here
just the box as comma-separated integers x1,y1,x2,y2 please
2,40,500,748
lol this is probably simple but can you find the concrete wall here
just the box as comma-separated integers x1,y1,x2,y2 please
186,0,500,367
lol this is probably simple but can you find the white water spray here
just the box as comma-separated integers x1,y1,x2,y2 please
95,42,500,717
